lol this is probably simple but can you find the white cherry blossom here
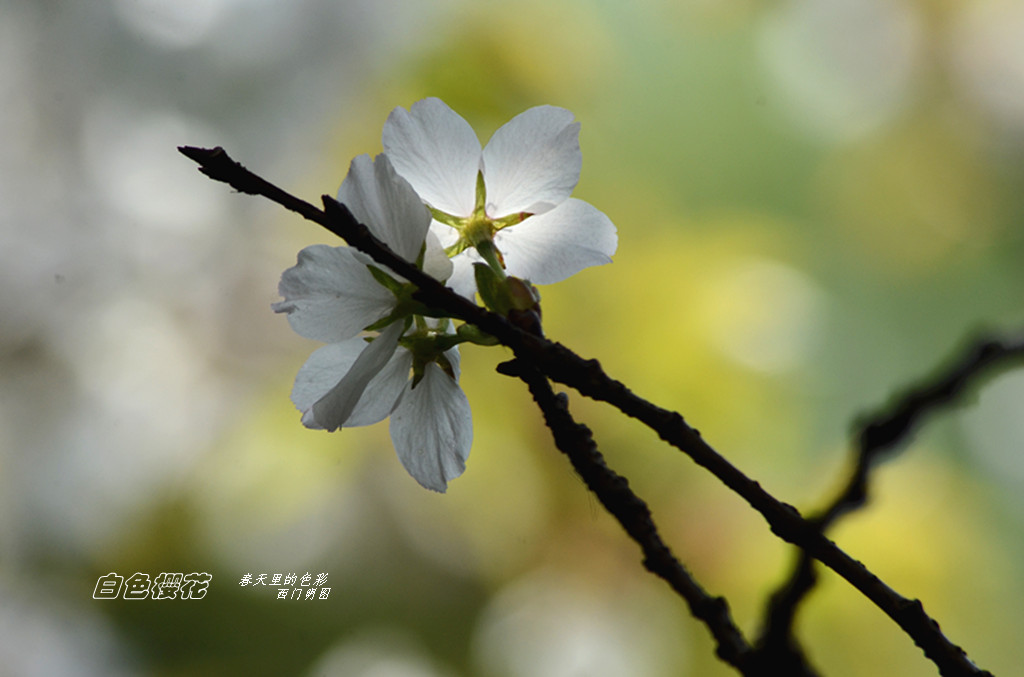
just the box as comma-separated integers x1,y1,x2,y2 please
382,97,618,297
290,323,471,492
273,153,470,492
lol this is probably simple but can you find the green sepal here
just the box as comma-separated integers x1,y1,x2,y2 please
455,323,499,346
492,210,532,230
473,170,487,216
364,311,413,333
408,350,456,389
404,331,450,390
409,361,426,389
506,276,541,312
414,241,426,269
367,265,404,295
473,262,543,319
474,262,511,315
363,311,400,332
435,351,457,381
429,206,463,229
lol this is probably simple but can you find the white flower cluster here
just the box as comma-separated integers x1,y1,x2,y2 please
274,98,617,491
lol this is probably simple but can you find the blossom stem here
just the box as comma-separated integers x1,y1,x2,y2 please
475,239,506,280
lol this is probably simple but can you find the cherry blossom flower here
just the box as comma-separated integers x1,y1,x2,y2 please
272,153,471,492
288,321,471,492
382,97,618,297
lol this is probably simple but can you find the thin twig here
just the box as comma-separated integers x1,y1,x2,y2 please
500,358,754,672
757,332,1024,664
846,335,1024,524
179,145,994,677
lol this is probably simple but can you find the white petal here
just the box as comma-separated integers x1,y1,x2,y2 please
427,222,477,297
337,154,432,263
290,339,365,427
389,357,472,492
292,338,411,429
443,345,462,379
344,347,412,427
272,245,395,342
446,251,482,299
422,230,453,282
481,106,581,217
382,98,481,217
306,322,404,431
495,198,617,285
430,221,460,249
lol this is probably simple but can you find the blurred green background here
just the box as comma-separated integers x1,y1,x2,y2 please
2,0,1023,675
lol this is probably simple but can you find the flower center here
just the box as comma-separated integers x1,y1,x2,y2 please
428,171,532,273
463,212,496,248
400,319,457,385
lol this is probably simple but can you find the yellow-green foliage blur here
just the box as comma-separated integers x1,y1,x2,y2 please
3,0,1023,675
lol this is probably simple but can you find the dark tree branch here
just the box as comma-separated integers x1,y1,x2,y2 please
179,145,995,677
757,332,1024,666
499,358,756,672
845,334,1024,524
